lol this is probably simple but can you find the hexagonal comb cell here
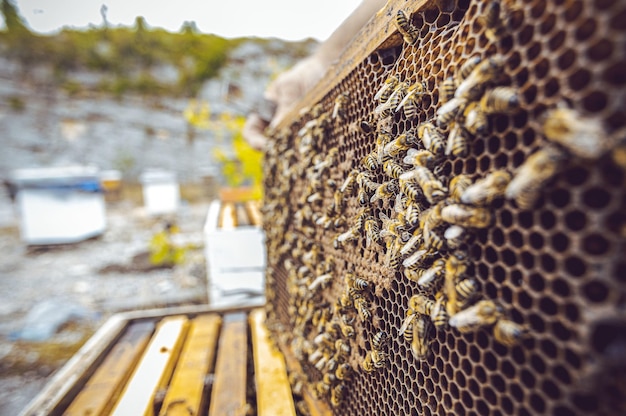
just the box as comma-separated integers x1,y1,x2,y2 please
262,0,626,414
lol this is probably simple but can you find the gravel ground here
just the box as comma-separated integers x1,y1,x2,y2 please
0,199,211,415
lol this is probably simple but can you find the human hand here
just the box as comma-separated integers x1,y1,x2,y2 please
243,55,328,150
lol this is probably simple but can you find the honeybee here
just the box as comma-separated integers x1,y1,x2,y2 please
339,315,356,338
441,204,493,228
332,92,350,120
385,238,404,269
418,122,446,155
372,330,389,351
362,153,380,172
403,201,421,228
353,207,371,231
335,363,353,381
334,227,359,249
420,203,445,250
331,384,346,407
313,380,330,398
542,107,607,159
333,215,347,229
448,300,503,333
440,76,457,104
444,225,466,249
480,86,520,114
375,75,399,104
403,247,429,269
375,82,407,117
383,160,406,179
411,315,432,360
400,308,417,343
357,171,380,192
448,174,472,202
456,56,482,83
340,169,359,194
399,178,423,202
335,339,351,357
417,258,446,289
371,180,399,203
401,166,447,204
397,82,426,118
403,148,436,168
478,0,506,42
308,273,333,291
463,102,489,136
364,217,382,247
430,293,449,329
445,123,470,157
455,278,479,306
409,294,435,316
384,132,419,157
361,352,375,372
358,188,369,205
455,55,506,101
461,170,512,205
354,296,372,321
400,230,423,257
395,10,418,44
436,97,467,127
493,318,526,347
444,252,467,315
504,145,566,209
349,275,371,292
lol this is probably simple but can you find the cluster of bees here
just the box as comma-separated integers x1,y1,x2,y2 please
261,2,622,410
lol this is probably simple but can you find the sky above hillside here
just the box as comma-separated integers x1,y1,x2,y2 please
6,0,363,41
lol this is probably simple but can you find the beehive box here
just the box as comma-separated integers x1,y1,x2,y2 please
262,0,626,415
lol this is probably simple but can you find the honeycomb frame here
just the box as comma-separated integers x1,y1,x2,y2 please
263,1,626,415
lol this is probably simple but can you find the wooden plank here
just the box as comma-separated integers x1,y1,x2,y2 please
278,340,332,416
245,201,262,227
208,313,248,416
274,0,429,131
20,315,129,416
158,314,222,416
249,309,296,416
235,203,251,227
110,316,189,416
219,202,237,229
63,320,155,416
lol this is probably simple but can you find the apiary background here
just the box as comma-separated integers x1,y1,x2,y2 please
262,0,626,415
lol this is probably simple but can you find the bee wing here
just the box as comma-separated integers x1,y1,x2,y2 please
400,232,422,256
399,312,417,336
445,123,460,156
402,248,428,268
374,81,393,102
444,224,465,240
400,169,419,181
396,90,415,112
402,148,420,165
340,171,356,193
436,97,464,117
448,302,485,329
394,192,407,213
374,98,394,116
417,262,444,287
460,181,488,204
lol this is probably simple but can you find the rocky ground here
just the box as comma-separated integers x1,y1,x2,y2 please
0,196,211,415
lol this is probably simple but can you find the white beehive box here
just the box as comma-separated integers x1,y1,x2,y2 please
140,170,180,216
204,200,265,306
12,166,107,245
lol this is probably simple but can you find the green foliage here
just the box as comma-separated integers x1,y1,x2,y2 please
149,226,186,266
185,103,263,199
